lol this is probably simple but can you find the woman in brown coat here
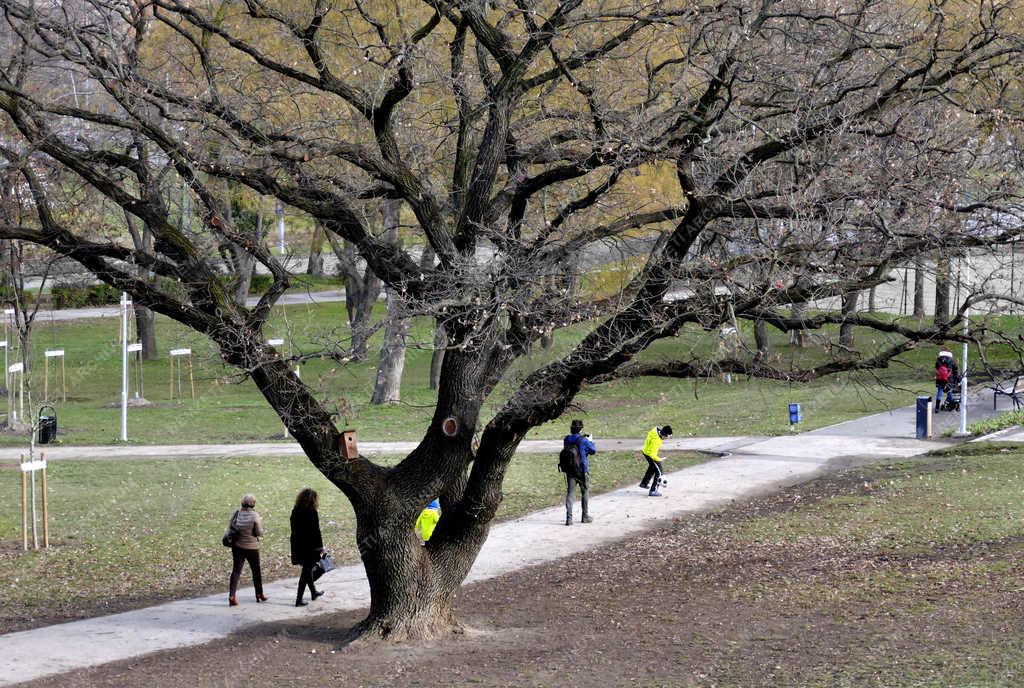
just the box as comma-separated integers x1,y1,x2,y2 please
227,493,267,606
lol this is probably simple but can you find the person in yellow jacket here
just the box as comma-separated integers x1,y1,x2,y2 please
639,425,673,496
415,499,441,543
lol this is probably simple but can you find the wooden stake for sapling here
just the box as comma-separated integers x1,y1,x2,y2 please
20,457,27,551
44,350,67,402
168,349,194,400
41,454,49,548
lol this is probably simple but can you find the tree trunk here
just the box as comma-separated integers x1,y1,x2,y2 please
754,319,770,358
134,304,158,361
789,302,808,347
371,202,407,405
913,258,926,318
934,255,951,326
18,329,31,380
4,240,41,428
124,216,159,359
231,248,255,308
351,349,498,640
345,350,494,638
16,323,33,429
237,342,471,640
409,246,445,392
362,345,501,638
430,324,446,391
352,506,466,640
8,242,32,374
329,234,380,362
371,287,409,404
839,291,859,349
349,285,377,361
307,222,325,276
222,196,262,307
867,286,876,313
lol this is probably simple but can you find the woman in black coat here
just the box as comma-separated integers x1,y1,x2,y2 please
290,487,325,606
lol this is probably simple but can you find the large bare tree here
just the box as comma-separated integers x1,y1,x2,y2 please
0,0,1022,639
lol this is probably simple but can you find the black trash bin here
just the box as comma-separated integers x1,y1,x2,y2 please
37,405,57,445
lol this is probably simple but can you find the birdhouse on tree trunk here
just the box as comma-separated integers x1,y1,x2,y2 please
339,430,358,460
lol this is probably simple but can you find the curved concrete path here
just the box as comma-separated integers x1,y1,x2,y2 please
0,436,753,462
0,392,1012,686
32,289,346,322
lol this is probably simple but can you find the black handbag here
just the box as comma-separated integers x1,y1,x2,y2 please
311,553,335,581
221,510,239,547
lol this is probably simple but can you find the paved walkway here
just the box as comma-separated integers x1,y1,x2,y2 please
0,436,754,462
33,290,346,322
0,382,1005,463
0,392,1015,686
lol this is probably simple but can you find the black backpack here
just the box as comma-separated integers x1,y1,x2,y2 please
558,443,583,478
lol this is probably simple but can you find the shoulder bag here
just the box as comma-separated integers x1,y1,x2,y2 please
311,552,335,581
221,510,240,547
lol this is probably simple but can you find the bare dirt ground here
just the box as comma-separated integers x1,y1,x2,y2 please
19,465,1024,688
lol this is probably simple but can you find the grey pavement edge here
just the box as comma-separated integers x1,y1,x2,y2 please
0,390,1015,686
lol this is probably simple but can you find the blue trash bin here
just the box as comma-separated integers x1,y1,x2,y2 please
915,395,932,439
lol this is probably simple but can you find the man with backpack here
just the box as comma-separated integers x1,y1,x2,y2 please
639,424,673,497
560,419,597,526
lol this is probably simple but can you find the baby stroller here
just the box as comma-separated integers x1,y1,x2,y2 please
935,350,961,412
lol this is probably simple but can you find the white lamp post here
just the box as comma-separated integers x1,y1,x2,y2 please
0,340,8,391
120,293,130,441
957,254,970,437
276,201,285,254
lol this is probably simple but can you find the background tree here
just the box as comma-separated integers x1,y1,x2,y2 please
914,258,927,318
306,220,326,276
124,209,160,359
370,199,409,404
0,0,1022,641
333,235,383,362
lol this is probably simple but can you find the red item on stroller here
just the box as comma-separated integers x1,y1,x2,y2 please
936,351,961,412
935,351,956,383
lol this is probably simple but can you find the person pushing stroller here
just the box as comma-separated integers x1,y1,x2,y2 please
934,350,961,412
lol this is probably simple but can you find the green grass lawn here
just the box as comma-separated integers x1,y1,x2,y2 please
0,449,704,632
2,302,1020,448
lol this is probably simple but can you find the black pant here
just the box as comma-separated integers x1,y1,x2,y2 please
229,547,263,597
640,455,663,494
296,562,320,602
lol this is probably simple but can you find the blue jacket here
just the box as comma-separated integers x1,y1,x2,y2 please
563,433,597,473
